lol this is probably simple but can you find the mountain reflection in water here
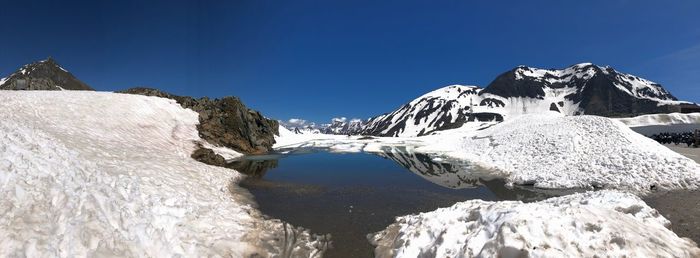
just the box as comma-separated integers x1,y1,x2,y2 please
227,148,578,258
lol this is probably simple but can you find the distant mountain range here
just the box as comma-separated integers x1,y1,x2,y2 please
0,58,93,91
2,59,696,137
281,117,365,135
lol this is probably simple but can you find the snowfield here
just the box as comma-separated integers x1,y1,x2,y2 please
276,113,700,195
614,112,700,127
420,113,700,194
614,112,700,135
370,190,700,257
0,91,325,257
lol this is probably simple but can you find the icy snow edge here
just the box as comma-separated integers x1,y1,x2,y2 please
613,112,700,127
370,190,700,258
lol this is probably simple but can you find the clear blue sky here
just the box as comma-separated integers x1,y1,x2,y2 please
1,0,699,123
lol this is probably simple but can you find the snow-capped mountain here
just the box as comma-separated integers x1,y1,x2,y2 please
361,85,500,137
321,117,366,135
482,63,687,116
280,117,367,135
362,63,696,137
0,58,94,91
292,125,322,134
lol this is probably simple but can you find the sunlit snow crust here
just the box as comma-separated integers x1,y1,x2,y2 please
0,91,325,257
370,190,700,257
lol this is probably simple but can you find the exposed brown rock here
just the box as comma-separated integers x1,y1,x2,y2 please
118,87,279,155
191,147,226,166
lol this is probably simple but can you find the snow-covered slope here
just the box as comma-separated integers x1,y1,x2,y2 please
362,85,500,137
419,114,700,194
0,91,324,257
614,112,700,127
362,63,696,137
370,190,700,257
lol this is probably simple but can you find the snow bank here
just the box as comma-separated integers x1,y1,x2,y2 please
370,190,700,258
274,126,328,148
274,126,427,156
614,112,700,127
0,91,325,257
420,114,700,194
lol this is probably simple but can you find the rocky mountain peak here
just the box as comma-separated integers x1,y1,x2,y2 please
0,58,94,91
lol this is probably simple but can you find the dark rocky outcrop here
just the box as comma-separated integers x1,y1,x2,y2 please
0,58,94,91
480,63,686,117
118,87,279,155
191,146,226,166
549,103,560,112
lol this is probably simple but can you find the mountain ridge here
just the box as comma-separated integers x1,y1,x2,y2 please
359,63,697,137
0,58,94,91
3,59,696,138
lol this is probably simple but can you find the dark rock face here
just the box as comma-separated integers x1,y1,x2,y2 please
479,98,505,108
191,147,226,166
571,71,679,117
481,67,547,99
118,87,279,154
549,103,560,112
0,58,94,91
467,112,503,122
480,63,684,117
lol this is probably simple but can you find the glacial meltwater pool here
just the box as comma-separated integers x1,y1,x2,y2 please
229,148,570,257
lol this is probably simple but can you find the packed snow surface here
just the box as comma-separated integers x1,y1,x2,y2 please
419,113,700,194
614,112,700,127
370,190,699,257
0,91,324,257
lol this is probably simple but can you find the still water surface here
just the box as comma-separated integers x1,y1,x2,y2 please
230,149,565,257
